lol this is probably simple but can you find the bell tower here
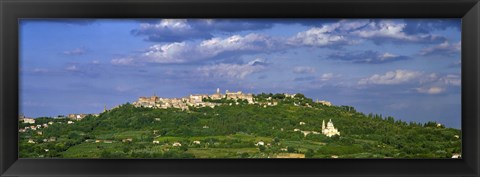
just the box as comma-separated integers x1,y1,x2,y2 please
322,120,325,130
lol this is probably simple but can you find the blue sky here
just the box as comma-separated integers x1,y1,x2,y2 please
20,19,461,128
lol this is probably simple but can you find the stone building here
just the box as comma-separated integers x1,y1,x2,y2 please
23,118,35,124
67,114,88,120
316,99,332,106
136,95,160,108
210,88,223,100
284,93,297,98
225,90,254,103
19,115,36,124
189,94,208,104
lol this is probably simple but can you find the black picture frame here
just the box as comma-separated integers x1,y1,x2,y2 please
1,0,479,176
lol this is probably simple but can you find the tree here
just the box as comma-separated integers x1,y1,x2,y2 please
287,146,296,153
305,149,315,158
294,93,305,99
258,145,266,152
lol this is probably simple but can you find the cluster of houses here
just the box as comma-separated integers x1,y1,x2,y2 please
19,112,99,129
19,114,82,133
133,88,255,110
133,88,333,110
19,120,54,133
19,113,97,144
18,116,57,144
27,136,57,144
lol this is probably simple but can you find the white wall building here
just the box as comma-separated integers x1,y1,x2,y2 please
23,118,35,124
255,141,265,146
172,142,182,147
322,119,340,137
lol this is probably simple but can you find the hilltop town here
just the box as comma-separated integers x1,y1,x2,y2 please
132,88,332,110
133,88,253,110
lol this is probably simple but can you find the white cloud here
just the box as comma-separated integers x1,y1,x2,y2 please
450,60,461,67
199,33,277,56
379,53,398,61
32,68,49,73
351,20,443,43
117,20,453,66
111,57,136,66
138,19,192,33
247,58,268,66
440,74,461,86
287,19,444,47
328,50,410,64
358,70,459,95
131,19,212,42
358,70,422,85
142,42,195,63
289,25,347,47
336,19,371,31
293,66,316,74
288,19,446,48
153,19,191,30
419,41,461,56
131,19,274,42
353,21,411,39
63,48,86,56
419,73,439,84
198,59,266,79
415,74,459,94
65,65,79,71
122,33,278,64
416,86,445,94
320,73,336,81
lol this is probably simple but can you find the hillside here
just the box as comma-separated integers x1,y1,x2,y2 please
19,93,462,158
